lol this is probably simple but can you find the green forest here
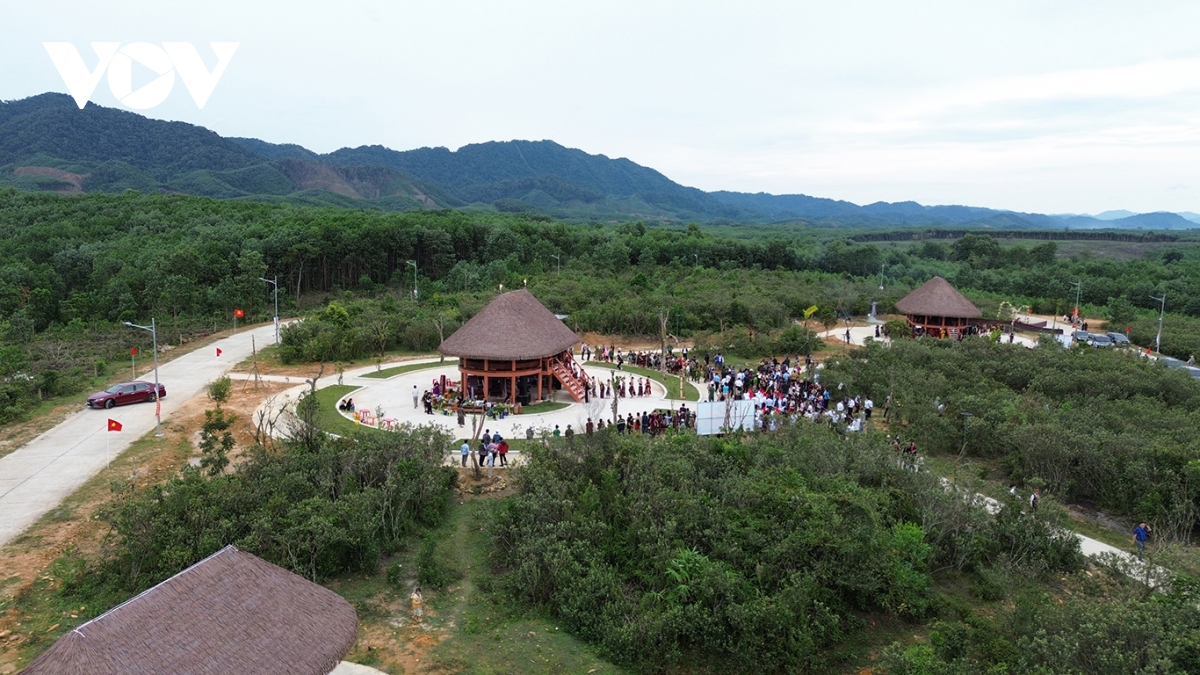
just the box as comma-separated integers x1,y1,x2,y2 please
4,190,1200,424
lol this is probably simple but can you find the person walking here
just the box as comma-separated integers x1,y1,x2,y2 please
498,439,509,467
460,440,470,467
1133,522,1151,558
412,385,419,409
586,418,594,436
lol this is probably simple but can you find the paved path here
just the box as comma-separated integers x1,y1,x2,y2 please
0,324,278,547
942,478,1168,587
251,358,686,466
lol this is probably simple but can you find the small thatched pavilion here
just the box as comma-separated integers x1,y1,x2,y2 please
438,289,587,403
894,276,983,338
22,546,358,675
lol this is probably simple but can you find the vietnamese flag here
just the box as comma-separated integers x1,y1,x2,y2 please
234,308,244,318
131,347,137,355
216,348,223,357
107,419,122,432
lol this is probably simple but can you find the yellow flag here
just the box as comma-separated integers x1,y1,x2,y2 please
803,305,819,318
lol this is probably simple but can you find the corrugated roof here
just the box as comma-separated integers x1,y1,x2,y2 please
894,276,983,319
22,546,358,675
438,289,579,360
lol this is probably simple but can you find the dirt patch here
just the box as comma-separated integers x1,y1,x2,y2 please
13,167,86,193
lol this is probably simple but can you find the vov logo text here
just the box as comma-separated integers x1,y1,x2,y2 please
43,42,239,110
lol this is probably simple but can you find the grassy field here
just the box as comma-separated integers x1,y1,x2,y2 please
363,359,458,379
310,384,385,437
591,362,700,401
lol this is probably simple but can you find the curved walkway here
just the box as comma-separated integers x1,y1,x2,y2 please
0,324,279,547
252,360,681,463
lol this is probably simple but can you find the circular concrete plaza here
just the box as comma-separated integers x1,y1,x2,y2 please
333,358,682,444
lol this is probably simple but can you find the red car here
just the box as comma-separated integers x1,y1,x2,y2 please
87,381,167,409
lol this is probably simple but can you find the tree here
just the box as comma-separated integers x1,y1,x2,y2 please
198,408,235,476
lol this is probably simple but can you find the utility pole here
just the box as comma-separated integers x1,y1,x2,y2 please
123,319,163,437
658,309,669,373
879,263,885,291
260,275,279,345
1150,293,1166,353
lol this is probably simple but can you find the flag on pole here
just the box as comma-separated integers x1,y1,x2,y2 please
131,347,137,355
216,348,223,357
234,308,244,318
803,305,819,319
107,419,122,432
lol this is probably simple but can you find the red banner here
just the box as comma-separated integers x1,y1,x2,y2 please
107,419,122,432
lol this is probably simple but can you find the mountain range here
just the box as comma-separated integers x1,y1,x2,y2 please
0,92,1196,229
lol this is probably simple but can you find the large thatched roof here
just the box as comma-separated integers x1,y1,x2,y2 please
894,276,982,319
22,546,358,675
439,289,579,360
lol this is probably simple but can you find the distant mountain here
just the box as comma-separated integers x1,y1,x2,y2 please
325,140,742,219
708,191,1064,228
0,92,1195,228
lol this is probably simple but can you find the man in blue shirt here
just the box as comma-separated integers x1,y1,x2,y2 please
1133,522,1151,558
460,440,470,467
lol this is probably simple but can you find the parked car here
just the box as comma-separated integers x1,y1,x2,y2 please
87,381,167,409
1106,331,1131,346
1160,357,1185,370
1072,330,1092,344
1088,335,1113,348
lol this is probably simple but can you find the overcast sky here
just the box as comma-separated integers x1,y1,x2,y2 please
4,0,1200,214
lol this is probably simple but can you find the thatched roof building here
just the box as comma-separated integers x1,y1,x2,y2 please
894,276,983,338
22,546,358,675
439,289,578,360
438,289,588,403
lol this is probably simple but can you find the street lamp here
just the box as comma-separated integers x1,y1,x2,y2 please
1150,293,1166,354
879,263,885,291
259,275,279,345
123,319,163,437
694,253,699,266
406,260,418,301
552,254,561,274
1070,280,1082,324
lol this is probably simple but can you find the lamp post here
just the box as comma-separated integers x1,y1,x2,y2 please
123,319,163,437
1070,280,1082,324
259,275,279,345
694,253,699,266
552,254,561,274
406,260,418,301
1150,293,1166,354
879,263,885,291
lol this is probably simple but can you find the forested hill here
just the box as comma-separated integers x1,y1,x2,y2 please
0,92,1196,228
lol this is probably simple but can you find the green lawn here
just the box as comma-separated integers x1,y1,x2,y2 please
362,358,458,379
310,385,385,437
520,401,570,414
591,362,700,401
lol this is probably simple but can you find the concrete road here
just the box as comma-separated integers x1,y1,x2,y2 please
0,324,279,547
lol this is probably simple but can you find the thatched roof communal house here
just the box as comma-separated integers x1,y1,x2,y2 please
439,289,587,403
23,546,358,675
894,276,983,339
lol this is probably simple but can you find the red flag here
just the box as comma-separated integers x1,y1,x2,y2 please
234,309,244,318
216,348,223,356
107,419,122,432
131,347,137,355
1126,326,1131,333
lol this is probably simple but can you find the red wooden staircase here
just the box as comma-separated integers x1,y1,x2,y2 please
550,360,588,403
